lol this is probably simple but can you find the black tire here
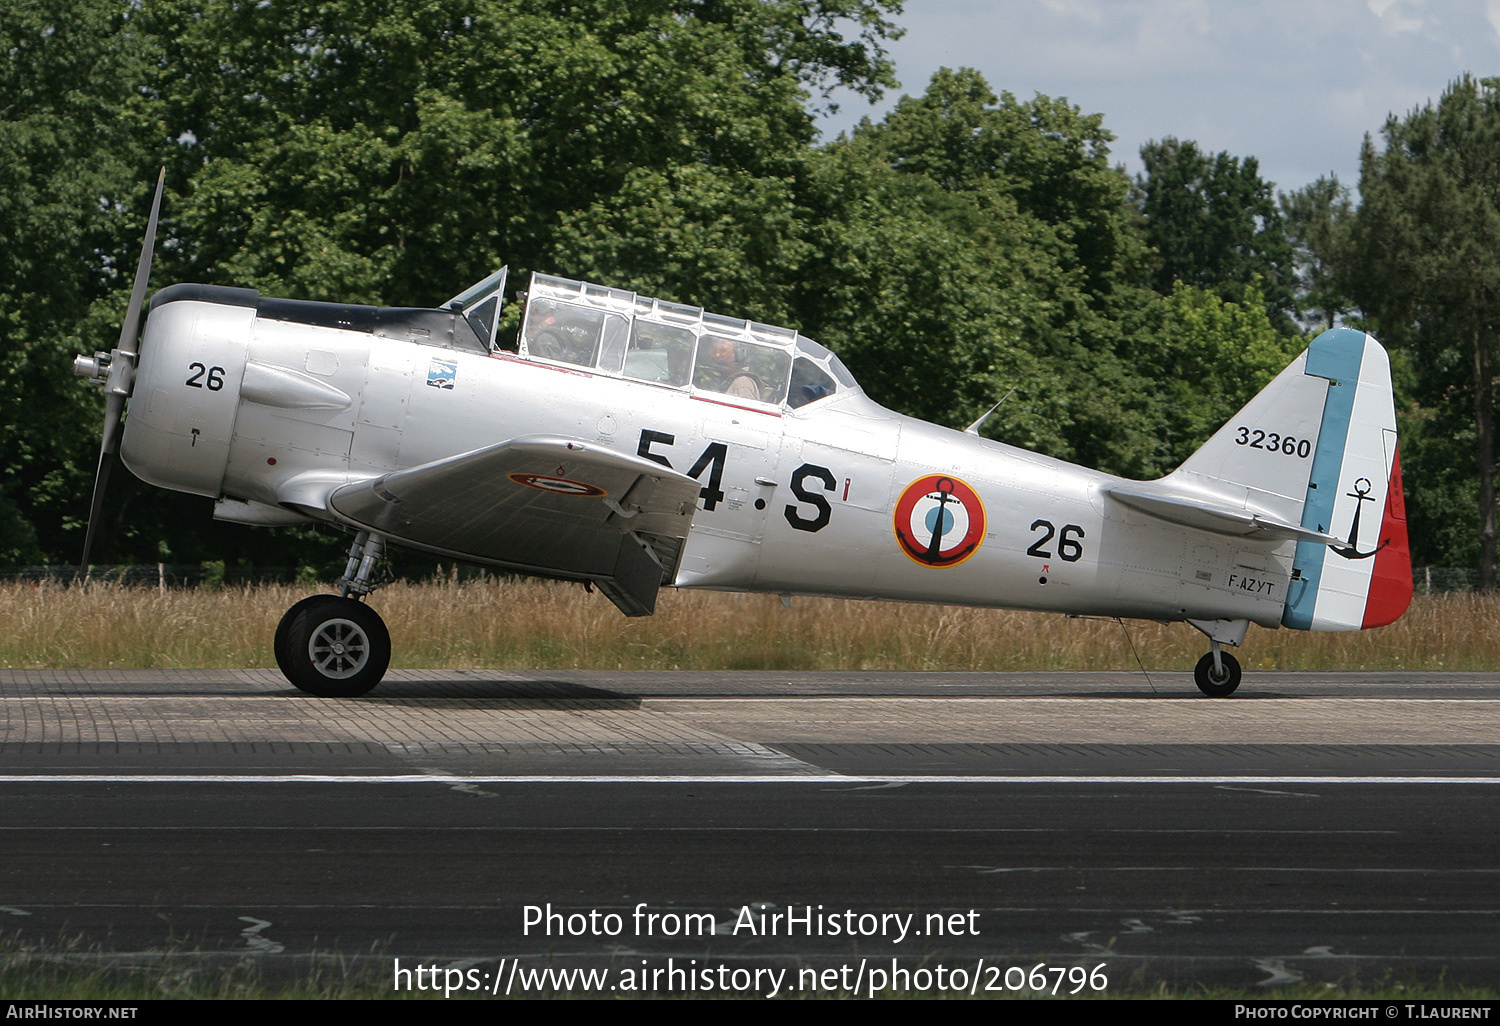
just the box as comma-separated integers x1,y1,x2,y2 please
274,595,343,678
281,596,391,697
1194,650,1242,697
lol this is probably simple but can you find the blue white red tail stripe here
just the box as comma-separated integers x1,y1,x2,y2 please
1281,329,1411,631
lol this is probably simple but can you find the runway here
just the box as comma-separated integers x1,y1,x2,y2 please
1,668,1497,995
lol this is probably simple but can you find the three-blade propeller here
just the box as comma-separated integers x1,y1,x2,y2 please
75,168,166,570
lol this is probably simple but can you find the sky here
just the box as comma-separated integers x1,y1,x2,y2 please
815,0,1500,196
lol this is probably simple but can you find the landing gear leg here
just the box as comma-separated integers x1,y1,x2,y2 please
337,531,385,598
276,532,392,697
1187,618,1248,697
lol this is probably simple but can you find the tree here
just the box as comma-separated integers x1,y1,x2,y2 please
1279,174,1354,331
1136,138,1296,329
845,67,1146,300
1347,74,1500,590
810,69,1166,476
146,0,904,308
1132,280,1305,470
0,0,156,564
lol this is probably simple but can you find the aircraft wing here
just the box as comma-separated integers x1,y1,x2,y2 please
1106,482,1341,545
326,435,701,615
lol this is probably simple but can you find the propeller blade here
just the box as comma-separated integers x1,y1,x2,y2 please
79,446,114,571
117,167,165,358
100,391,125,455
80,168,165,568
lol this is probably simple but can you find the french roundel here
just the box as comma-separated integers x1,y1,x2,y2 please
507,473,607,497
893,475,986,568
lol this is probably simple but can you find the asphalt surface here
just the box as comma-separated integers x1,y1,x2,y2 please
1,668,1497,996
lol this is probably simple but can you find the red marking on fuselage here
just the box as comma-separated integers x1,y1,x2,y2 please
690,395,782,417
499,352,596,377
1362,446,1413,628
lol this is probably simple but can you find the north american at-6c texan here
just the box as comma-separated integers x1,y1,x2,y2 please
75,176,1412,698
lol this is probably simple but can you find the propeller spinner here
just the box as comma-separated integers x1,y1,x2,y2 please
73,168,166,569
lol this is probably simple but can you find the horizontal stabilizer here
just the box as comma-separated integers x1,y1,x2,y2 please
1106,483,1339,545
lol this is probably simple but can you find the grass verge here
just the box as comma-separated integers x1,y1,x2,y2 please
0,579,1495,672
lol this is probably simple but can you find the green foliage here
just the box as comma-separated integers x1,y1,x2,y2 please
1,0,904,563
147,0,903,305
199,559,225,589
0,0,158,564
1397,396,1481,567
1133,281,1306,472
1347,74,1500,585
0,4,1440,575
552,162,813,323
1279,174,1354,331
844,68,1148,298
1136,137,1296,328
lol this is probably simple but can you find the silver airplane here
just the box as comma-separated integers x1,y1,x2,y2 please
74,175,1412,697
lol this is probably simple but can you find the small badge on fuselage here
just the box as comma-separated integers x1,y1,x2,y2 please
427,359,457,389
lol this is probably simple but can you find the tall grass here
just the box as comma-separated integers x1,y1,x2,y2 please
0,578,1494,672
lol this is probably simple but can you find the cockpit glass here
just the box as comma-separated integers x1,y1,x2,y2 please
788,356,837,408
795,335,832,361
622,321,694,385
522,299,606,367
596,314,630,372
795,334,857,390
518,271,855,405
466,296,497,348
826,352,858,388
446,266,507,351
693,336,790,404
748,345,791,404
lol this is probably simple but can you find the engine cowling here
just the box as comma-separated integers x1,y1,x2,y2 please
120,285,257,498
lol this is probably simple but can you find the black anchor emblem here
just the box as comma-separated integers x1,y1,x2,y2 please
922,477,958,564
1330,477,1388,560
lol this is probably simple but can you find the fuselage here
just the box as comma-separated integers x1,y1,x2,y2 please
120,284,1292,630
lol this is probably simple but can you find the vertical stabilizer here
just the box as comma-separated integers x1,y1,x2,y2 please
1169,348,1329,529
1280,329,1412,630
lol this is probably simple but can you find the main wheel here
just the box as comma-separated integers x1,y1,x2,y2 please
1194,650,1242,697
280,596,391,697
274,595,344,678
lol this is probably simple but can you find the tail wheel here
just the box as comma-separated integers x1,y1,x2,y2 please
1194,651,1242,697
280,596,391,697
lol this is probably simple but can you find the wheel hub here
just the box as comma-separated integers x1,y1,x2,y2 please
308,618,370,679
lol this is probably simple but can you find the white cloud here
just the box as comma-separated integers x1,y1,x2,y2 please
818,1,1500,192
1367,0,1425,34
1039,0,1106,24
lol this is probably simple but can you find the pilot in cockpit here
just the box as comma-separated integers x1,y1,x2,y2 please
696,336,761,401
525,299,597,366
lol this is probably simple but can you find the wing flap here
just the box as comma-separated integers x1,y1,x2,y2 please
327,435,701,615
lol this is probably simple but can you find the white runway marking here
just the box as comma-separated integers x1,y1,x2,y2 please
237,916,285,954
0,773,1498,785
